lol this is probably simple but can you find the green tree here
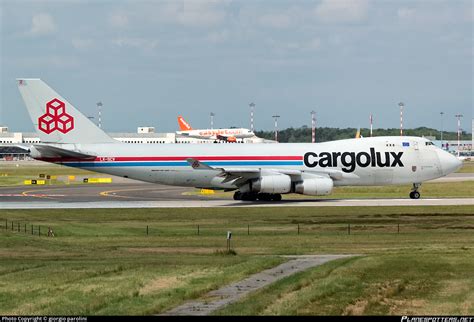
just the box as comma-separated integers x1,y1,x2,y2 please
255,127,471,143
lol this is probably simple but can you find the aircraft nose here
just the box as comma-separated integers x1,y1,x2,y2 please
437,149,462,175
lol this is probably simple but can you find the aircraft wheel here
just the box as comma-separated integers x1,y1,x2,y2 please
257,193,271,201
409,191,420,199
271,194,282,201
241,192,257,201
233,191,242,200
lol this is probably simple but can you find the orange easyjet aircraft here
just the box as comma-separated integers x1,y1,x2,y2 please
176,116,255,142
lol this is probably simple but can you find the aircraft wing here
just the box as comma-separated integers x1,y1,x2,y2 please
185,158,355,186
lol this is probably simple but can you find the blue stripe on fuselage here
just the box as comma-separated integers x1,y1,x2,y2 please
61,161,304,167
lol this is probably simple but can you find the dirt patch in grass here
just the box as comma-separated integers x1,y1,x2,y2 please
124,247,266,255
6,297,52,315
139,268,221,296
343,280,405,315
139,276,181,295
262,289,300,315
343,299,368,315
124,247,213,254
388,299,428,315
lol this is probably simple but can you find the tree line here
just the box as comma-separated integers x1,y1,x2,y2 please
255,126,471,143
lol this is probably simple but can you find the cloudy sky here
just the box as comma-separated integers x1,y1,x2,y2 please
0,0,472,133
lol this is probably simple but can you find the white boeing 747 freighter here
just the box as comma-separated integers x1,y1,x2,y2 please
17,79,462,201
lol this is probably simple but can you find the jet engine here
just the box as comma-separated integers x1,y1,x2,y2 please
294,177,333,196
251,174,292,194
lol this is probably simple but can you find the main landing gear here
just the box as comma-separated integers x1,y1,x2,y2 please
233,191,282,201
409,183,421,199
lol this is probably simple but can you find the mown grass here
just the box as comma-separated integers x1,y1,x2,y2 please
457,161,474,173
216,254,474,315
1,206,473,315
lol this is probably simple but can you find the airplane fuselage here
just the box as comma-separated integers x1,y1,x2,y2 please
18,79,462,201
36,136,460,190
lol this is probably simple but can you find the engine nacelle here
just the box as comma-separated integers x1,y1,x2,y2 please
294,177,333,196
251,175,291,194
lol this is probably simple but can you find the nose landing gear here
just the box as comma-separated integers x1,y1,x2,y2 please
409,183,421,199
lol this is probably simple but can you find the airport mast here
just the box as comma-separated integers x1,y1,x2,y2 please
311,110,316,143
210,112,215,130
97,102,103,129
440,112,444,149
455,114,463,157
370,114,373,137
272,115,280,142
249,102,255,132
398,102,404,136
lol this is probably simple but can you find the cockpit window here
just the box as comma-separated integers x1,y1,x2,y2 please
425,142,434,146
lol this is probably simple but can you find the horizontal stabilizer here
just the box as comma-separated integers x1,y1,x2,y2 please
31,144,96,160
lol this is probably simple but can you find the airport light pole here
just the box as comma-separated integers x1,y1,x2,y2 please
370,114,373,137
97,102,103,129
455,114,463,157
398,102,404,136
272,115,280,142
210,112,215,130
440,112,444,149
311,110,316,143
249,102,255,132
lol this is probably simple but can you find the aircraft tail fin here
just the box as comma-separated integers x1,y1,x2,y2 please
17,79,116,144
177,115,193,131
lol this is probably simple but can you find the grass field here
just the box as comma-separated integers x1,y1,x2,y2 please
1,206,474,315
457,161,474,173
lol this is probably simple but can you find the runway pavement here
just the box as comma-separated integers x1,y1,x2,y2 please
0,172,472,209
0,182,473,209
429,172,473,182
2,198,473,209
0,182,203,203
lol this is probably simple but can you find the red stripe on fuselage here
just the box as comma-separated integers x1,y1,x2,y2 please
36,155,303,163
94,156,303,162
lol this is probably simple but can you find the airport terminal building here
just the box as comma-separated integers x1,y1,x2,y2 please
0,126,273,145
0,126,276,160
